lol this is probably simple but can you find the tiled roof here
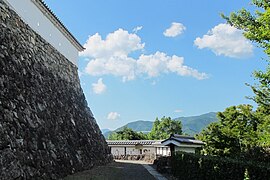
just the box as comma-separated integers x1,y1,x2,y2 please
34,0,84,51
162,134,204,145
171,134,196,140
170,137,204,145
106,140,157,146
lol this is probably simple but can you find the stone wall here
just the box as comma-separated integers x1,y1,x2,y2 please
0,0,111,179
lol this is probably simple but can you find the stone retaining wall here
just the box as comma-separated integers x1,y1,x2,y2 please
0,0,112,179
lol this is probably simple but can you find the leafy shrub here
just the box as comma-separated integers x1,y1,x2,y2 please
246,161,270,180
154,156,171,173
169,152,270,180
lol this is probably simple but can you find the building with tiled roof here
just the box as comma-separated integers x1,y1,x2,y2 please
4,0,84,66
107,135,204,157
107,140,170,157
107,140,157,146
162,134,204,154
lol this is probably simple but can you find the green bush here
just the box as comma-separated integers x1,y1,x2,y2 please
170,152,270,180
246,162,270,180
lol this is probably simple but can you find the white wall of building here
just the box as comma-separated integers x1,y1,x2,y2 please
110,145,170,156
156,147,170,156
142,147,156,155
126,147,139,155
4,0,79,66
110,146,157,156
111,146,125,156
176,146,196,153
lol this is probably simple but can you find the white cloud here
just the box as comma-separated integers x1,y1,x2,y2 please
107,112,120,120
80,28,144,58
137,52,208,80
174,109,183,113
133,26,143,33
86,56,137,82
194,23,253,58
163,22,186,37
81,28,208,81
92,78,106,94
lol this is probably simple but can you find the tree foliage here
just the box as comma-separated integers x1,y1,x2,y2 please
108,127,147,140
148,116,182,140
223,0,270,148
222,0,270,114
108,117,182,140
198,105,259,156
199,0,270,157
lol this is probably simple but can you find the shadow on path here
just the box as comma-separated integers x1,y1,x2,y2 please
63,161,156,180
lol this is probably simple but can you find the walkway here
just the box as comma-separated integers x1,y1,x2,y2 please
116,160,167,180
64,160,167,180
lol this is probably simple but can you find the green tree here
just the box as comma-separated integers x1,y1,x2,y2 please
108,127,147,140
222,0,270,148
148,116,182,140
198,105,258,157
222,0,270,113
256,107,270,147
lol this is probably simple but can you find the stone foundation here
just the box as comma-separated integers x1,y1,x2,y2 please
0,0,112,179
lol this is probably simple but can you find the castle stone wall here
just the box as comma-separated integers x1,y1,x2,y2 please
0,0,111,179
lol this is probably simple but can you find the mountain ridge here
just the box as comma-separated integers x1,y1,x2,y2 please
102,112,218,139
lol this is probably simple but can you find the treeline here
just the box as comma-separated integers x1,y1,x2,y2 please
108,116,182,140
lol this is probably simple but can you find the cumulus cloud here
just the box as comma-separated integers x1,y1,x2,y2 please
92,78,106,94
138,52,208,80
163,22,186,37
107,112,120,120
80,28,144,58
133,26,143,33
86,56,137,82
194,23,253,58
80,28,208,81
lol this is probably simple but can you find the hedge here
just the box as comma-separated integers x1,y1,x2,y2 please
169,152,270,180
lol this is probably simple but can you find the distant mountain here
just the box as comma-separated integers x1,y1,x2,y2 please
114,120,153,132
174,112,217,135
102,112,218,139
102,120,153,139
103,130,113,139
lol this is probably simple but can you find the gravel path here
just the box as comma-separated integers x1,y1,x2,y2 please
63,160,157,180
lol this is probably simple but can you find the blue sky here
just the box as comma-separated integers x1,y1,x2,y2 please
44,0,267,130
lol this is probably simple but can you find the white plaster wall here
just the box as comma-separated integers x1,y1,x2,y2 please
157,147,160,155
126,147,140,155
126,146,156,155
156,147,170,156
176,147,195,153
110,145,173,156
142,147,156,155
162,147,169,156
111,146,125,156
110,146,158,156
111,146,140,156
4,0,79,66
